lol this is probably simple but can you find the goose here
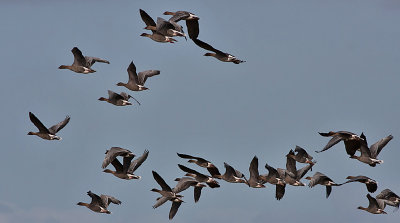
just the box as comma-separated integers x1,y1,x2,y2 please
103,149,149,180
220,162,249,184
192,38,245,64
98,90,140,106
247,156,266,188
276,150,314,187
139,9,178,43
151,171,185,220
28,112,70,140
343,176,377,193
178,164,220,188
176,153,221,179
259,163,286,200
144,17,186,38
59,47,109,73
349,134,393,167
163,10,199,40
375,189,400,209
77,191,121,214
305,172,342,198
287,146,315,164
116,61,160,91
316,131,365,156
155,177,206,208
358,194,387,214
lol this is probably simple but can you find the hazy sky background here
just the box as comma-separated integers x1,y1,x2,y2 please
1,0,400,222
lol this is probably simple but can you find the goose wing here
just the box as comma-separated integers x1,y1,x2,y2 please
84,56,110,68
276,184,286,200
152,171,172,192
192,39,226,56
137,70,160,86
173,177,198,193
249,156,260,180
87,191,103,206
108,90,124,101
186,20,199,39
48,115,70,134
370,135,393,158
29,112,50,134
102,147,134,169
71,47,87,66
127,150,149,174
296,163,314,180
169,201,182,220
127,61,140,86
139,9,156,32
100,194,121,208
316,134,343,153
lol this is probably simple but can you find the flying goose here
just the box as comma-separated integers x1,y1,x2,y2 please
287,146,315,164
259,163,286,200
342,176,378,193
59,47,109,73
349,134,393,167
139,9,178,43
192,39,245,64
151,171,185,220
177,153,221,179
247,156,266,188
101,147,135,169
375,189,400,209
358,194,387,214
276,150,313,187
316,131,365,156
77,191,121,214
28,112,70,140
144,17,186,38
220,162,249,184
156,177,206,208
103,149,149,180
305,172,342,198
116,61,160,91
178,164,220,188
163,10,199,40
98,90,140,106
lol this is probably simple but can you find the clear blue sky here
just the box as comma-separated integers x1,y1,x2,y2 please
1,0,400,222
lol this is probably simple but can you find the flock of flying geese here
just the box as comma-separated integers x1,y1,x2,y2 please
26,9,399,220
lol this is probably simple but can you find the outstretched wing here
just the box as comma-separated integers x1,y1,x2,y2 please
370,135,393,158
296,163,313,180
173,177,198,193
316,135,342,153
192,39,226,55
186,20,199,40
29,112,50,134
100,195,121,208
249,156,260,179
84,56,109,68
127,150,149,173
48,116,70,134
108,90,124,101
139,9,156,28
71,47,87,66
169,201,182,220
127,61,139,86
152,171,172,192
137,70,160,85
102,147,134,169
